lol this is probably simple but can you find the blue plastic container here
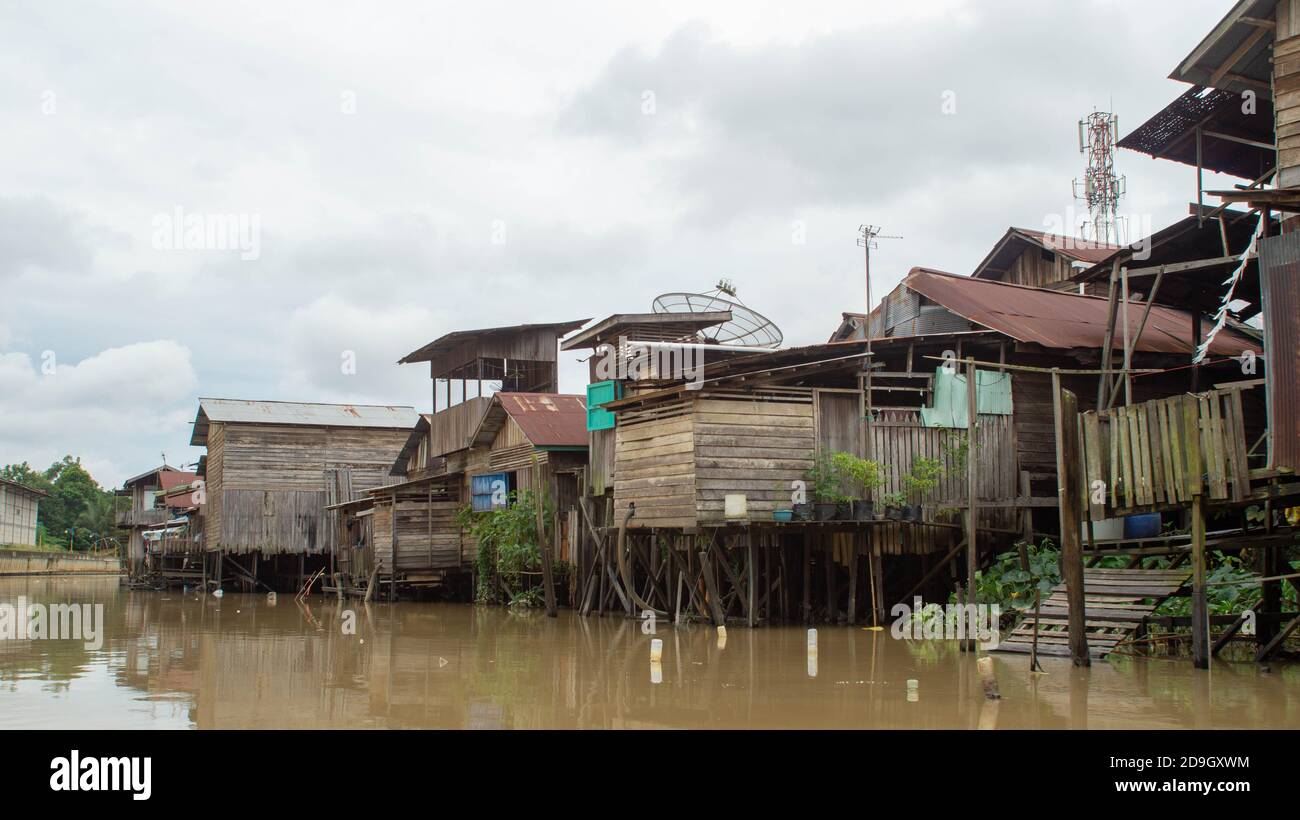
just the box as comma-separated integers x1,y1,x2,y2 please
1123,513,1161,539
772,509,793,522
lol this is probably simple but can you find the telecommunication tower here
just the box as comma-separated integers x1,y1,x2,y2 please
1072,111,1126,244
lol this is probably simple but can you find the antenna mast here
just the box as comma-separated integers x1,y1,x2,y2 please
857,224,902,333
1073,111,1126,244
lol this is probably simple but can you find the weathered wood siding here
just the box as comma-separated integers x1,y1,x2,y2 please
206,422,226,548
1275,6,1300,187
694,396,815,524
1000,243,1075,288
211,422,409,555
613,405,695,528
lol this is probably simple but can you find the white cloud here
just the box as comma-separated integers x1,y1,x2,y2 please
0,341,199,487
0,0,1245,484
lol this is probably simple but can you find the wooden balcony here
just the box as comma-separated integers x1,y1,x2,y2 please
116,508,170,527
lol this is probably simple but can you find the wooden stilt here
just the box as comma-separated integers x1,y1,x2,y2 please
699,550,726,626
802,534,812,624
1190,495,1209,668
824,536,836,624
847,532,860,626
747,538,757,628
1053,370,1090,666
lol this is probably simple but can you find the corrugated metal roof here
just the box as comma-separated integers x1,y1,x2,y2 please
974,229,1119,281
496,393,588,447
1117,86,1274,180
1015,228,1121,265
0,476,47,497
904,269,1261,356
159,471,197,493
397,319,590,364
1169,0,1276,94
191,399,419,446
122,464,181,488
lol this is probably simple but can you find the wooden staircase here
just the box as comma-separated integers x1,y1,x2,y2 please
995,567,1191,659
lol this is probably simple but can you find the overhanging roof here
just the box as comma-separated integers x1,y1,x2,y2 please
190,398,419,446
469,393,587,448
1170,1,1277,95
903,269,1259,357
397,319,589,364
560,312,732,351
0,476,48,498
122,464,181,489
1118,85,1275,180
973,228,1120,280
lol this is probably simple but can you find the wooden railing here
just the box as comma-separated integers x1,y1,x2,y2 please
1078,386,1255,517
116,508,170,527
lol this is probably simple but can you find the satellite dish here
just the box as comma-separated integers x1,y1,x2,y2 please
652,282,783,347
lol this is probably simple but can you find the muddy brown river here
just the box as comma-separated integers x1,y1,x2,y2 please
0,576,1296,729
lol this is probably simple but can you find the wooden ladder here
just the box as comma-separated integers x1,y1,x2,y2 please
995,567,1190,659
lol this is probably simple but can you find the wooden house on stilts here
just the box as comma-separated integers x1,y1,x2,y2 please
189,398,418,592
329,320,589,601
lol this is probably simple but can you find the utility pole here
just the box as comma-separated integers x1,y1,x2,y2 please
857,225,903,323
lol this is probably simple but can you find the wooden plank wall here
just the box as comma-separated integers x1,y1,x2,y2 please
206,422,226,548
588,427,615,496
694,394,815,524
1002,243,1075,288
1274,4,1300,187
613,403,695,528
427,397,493,457
211,422,410,555
372,490,466,572
1078,388,1254,517
815,389,862,457
868,410,1017,553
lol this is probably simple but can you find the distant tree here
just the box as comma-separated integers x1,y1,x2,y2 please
1,456,123,549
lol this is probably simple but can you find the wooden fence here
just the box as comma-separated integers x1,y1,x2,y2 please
1078,387,1254,519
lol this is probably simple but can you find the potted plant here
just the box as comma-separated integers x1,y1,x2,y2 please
831,452,884,521
901,455,945,521
881,490,908,520
784,476,812,521
805,452,843,521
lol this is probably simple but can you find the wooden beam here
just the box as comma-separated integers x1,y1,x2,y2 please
1053,371,1089,666
1208,24,1270,88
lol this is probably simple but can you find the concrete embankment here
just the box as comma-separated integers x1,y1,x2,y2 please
0,548,122,576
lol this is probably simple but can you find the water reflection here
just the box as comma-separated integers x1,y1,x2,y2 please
0,577,1296,729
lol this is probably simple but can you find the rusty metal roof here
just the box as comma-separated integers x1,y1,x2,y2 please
1118,86,1275,180
974,228,1120,280
191,399,419,446
493,393,588,447
469,393,587,448
904,269,1260,356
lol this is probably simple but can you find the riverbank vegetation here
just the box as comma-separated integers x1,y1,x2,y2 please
456,489,570,608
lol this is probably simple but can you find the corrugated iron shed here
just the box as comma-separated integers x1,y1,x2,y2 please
191,398,419,446
904,269,1261,356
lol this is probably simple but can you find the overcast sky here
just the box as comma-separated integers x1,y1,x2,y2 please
0,0,1247,488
